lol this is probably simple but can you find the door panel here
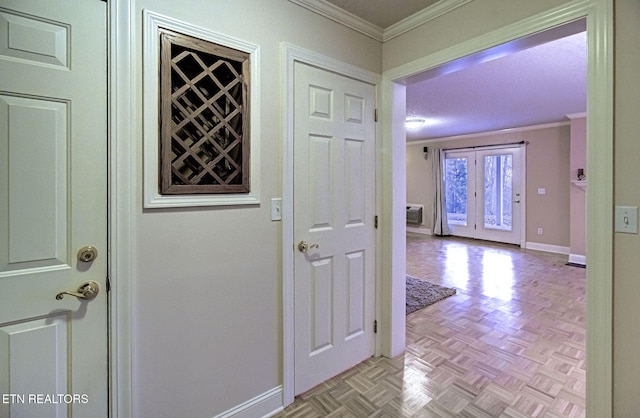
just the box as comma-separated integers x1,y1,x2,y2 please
444,150,475,238
0,1,107,416
475,148,522,244
294,62,376,395
1,95,69,271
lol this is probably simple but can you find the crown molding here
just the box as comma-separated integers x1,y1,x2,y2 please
407,120,571,145
288,0,384,41
566,112,587,119
383,0,473,42
289,0,473,43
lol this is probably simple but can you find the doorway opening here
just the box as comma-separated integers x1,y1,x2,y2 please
382,3,613,414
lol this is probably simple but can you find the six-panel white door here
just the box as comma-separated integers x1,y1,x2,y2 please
0,1,108,416
293,62,376,395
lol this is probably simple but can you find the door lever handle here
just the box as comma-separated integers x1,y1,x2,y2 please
297,241,319,253
56,281,100,301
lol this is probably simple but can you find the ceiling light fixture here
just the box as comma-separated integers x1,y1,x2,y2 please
405,118,425,130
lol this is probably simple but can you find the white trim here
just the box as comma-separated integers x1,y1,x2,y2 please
382,1,612,415
409,120,570,145
525,242,570,255
566,112,588,119
569,254,587,266
406,226,432,235
109,0,134,417
383,0,473,42
287,0,471,43
520,145,527,248
281,42,380,406
212,386,283,418
288,0,382,41
585,1,614,414
142,10,261,208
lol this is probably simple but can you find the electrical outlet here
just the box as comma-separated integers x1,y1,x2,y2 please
537,227,543,235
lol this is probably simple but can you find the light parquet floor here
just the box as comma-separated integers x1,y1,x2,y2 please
276,234,585,417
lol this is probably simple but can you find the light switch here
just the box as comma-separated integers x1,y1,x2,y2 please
537,188,546,195
615,206,638,234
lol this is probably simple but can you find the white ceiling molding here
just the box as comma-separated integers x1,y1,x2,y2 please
288,0,384,41
566,112,588,119
407,120,571,145
383,0,473,42
289,0,473,42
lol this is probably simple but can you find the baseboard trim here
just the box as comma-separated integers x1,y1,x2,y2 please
568,253,586,266
406,226,432,235
525,242,570,255
213,386,283,418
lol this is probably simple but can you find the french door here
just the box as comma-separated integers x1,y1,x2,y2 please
444,146,523,245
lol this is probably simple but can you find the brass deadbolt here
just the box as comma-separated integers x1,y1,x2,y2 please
77,246,98,262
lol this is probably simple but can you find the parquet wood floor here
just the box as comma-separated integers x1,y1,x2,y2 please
276,234,585,417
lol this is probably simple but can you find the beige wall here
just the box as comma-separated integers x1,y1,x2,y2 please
614,1,640,416
123,0,640,415
129,1,381,416
407,124,571,248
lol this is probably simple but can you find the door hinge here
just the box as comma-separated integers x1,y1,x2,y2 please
374,215,378,229
374,109,378,122
106,276,111,292
374,320,378,334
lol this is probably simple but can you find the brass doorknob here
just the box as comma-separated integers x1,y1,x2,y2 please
56,281,100,301
297,241,319,253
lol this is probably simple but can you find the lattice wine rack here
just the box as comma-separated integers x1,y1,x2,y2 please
159,29,250,194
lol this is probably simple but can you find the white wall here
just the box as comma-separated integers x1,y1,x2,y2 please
128,1,381,416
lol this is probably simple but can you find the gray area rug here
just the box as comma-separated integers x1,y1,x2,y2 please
406,275,456,314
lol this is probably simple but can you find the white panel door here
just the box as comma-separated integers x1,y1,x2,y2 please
293,62,376,395
444,146,523,245
0,1,108,417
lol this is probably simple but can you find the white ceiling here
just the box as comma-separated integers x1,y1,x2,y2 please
320,0,588,141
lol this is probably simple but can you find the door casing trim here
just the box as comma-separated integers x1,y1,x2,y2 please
109,0,134,417
281,42,381,406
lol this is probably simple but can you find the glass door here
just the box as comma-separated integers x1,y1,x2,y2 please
475,148,522,244
444,150,476,238
444,146,523,245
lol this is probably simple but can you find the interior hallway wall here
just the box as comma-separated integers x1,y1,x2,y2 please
128,1,381,416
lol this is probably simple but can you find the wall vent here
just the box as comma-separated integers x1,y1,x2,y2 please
406,204,423,225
